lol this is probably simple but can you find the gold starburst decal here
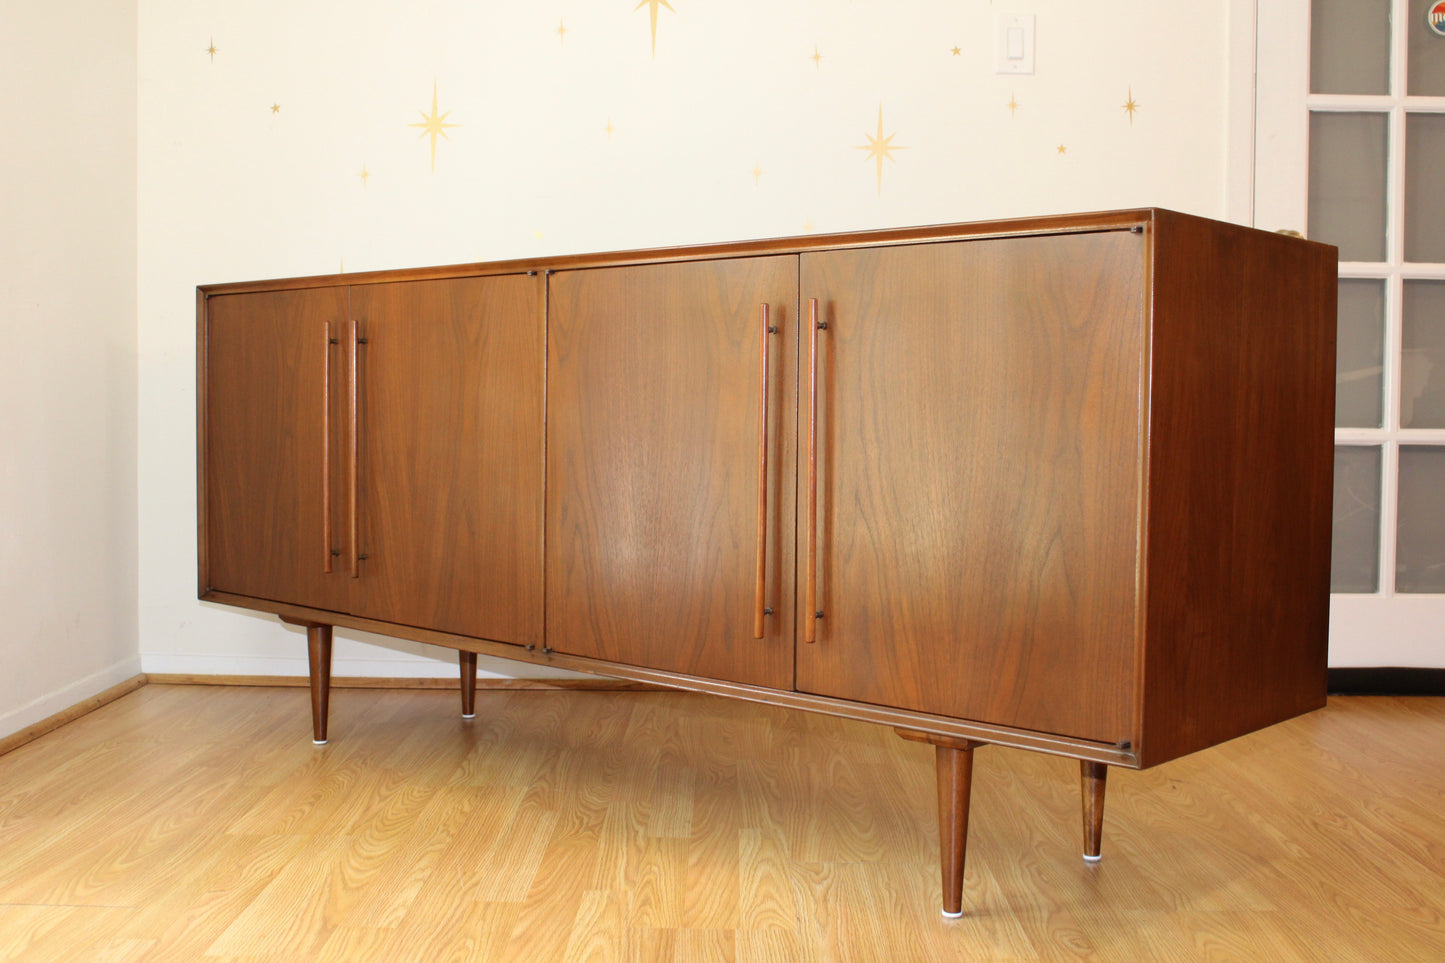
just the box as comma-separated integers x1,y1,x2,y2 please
810,45,823,69
359,164,370,186
751,163,762,187
556,19,568,43
854,105,907,196
950,45,961,56
635,0,675,58
1122,87,1140,124
409,81,460,172
270,103,281,114
1008,93,1020,117
206,38,218,62
604,117,616,140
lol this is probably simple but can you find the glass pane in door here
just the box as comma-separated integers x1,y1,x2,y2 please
1332,446,1383,592
1408,0,1445,95
1402,280,1445,427
1312,0,1392,94
1396,446,1445,591
1405,113,1445,262
1337,279,1387,427
1309,112,1389,261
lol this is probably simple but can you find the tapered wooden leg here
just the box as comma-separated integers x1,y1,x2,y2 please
897,729,984,918
459,650,478,719
1081,760,1107,862
305,623,333,745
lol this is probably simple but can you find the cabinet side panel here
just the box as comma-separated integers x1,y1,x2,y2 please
204,288,353,611
1139,212,1335,767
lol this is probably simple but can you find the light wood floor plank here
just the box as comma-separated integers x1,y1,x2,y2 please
1,687,1443,961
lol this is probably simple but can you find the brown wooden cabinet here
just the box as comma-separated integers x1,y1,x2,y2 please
796,233,1147,745
546,257,798,688
204,287,354,614
200,273,545,644
349,276,544,645
198,210,1336,917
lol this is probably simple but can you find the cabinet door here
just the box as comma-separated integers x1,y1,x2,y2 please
547,257,798,688
798,233,1145,743
204,287,353,612
348,275,544,645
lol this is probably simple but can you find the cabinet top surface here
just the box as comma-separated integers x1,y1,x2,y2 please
199,207,1328,297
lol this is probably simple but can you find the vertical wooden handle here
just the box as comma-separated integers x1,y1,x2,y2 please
347,320,361,579
754,303,772,640
322,321,333,574
805,298,820,644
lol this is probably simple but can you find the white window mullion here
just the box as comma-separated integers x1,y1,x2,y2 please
1373,0,1411,598
1381,440,1402,595
1392,0,1411,100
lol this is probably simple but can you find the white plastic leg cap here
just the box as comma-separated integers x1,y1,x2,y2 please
312,739,328,746
941,909,964,919
461,713,476,720
1082,853,1103,863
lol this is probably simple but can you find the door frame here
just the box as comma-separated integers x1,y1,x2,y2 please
1252,0,1445,668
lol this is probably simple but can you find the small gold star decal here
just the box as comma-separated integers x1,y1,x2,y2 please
270,103,281,114
1122,86,1140,124
359,164,370,186
950,45,961,56
604,117,616,139
635,0,675,58
1007,93,1020,117
1057,144,1068,155
409,81,460,172
810,45,823,69
206,38,218,62
855,104,908,196
556,19,568,43
751,163,762,187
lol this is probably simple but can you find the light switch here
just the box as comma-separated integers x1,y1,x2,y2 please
995,14,1035,75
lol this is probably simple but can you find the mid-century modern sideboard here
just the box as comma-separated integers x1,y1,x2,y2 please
197,208,1337,917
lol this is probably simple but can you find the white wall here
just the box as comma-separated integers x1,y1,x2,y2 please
137,1,1242,679
0,3,141,738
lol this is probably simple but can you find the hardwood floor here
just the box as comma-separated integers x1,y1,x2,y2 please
0,686,1442,961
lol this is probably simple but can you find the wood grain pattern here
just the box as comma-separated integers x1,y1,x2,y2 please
546,257,799,688
197,210,1155,298
306,622,332,743
141,673,666,692
203,288,353,612
196,210,1335,921
1080,760,1107,860
348,274,544,646
2,686,1442,961
0,675,145,758
1137,211,1335,767
797,233,1146,744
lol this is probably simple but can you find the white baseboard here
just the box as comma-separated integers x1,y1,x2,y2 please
138,651,588,681
0,656,145,741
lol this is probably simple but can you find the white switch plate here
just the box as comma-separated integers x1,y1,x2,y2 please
995,14,1035,75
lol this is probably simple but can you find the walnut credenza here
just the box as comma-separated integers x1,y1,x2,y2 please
198,209,1337,917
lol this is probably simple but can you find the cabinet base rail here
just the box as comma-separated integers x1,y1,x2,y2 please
291,617,1109,918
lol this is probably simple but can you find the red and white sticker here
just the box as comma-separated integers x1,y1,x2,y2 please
1431,1,1445,37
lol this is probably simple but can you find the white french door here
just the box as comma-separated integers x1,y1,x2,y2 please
1256,0,1445,668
